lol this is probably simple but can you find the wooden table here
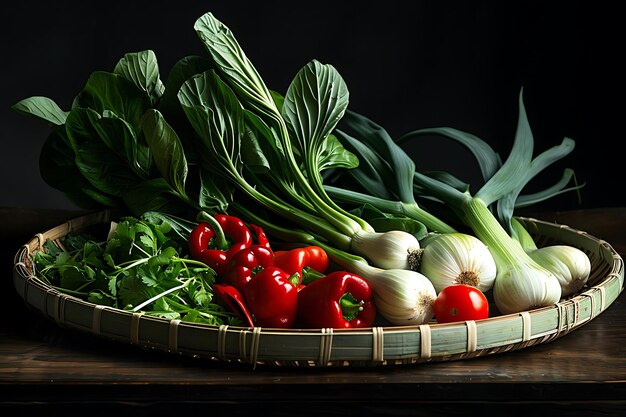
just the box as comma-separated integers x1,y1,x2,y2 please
1,207,625,416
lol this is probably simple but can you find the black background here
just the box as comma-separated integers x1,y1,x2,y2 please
1,1,623,213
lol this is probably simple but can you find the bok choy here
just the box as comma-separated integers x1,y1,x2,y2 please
179,13,425,271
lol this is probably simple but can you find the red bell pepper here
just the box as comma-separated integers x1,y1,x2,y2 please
302,245,329,273
188,213,252,275
296,271,376,328
242,266,299,328
273,245,329,285
220,224,274,293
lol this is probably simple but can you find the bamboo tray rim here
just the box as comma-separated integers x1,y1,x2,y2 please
12,210,625,368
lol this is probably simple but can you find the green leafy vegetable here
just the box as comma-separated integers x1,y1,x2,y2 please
32,214,241,325
113,50,165,105
12,96,68,125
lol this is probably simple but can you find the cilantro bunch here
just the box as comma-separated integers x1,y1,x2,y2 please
32,212,242,326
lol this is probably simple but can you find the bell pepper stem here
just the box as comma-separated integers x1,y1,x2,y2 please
196,211,228,250
301,267,325,285
339,293,364,318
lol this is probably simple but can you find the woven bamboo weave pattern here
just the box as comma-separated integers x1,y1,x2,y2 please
12,211,624,367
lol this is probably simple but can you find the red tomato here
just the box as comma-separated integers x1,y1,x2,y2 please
433,284,489,323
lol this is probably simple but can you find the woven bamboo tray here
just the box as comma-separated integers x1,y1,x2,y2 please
12,210,624,368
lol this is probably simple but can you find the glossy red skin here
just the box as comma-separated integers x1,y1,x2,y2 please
433,284,489,323
188,214,252,275
242,266,299,328
273,245,329,281
220,245,273,293
249,224,272,251
296,271,376,329
213,284,255,328
302,246,329,273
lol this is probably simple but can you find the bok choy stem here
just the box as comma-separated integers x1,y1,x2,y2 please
324,184,456,234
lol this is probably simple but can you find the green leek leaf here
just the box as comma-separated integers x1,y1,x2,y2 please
476,88,534,206
497,137,577,232
333,129,396,200
397,127,501,183
515,168,583,208
338,110,415,203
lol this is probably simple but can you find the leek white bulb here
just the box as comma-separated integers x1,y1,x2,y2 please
351,229,422,271
348,261,436,325
510,218,591,299
527,245,591,297
493,261,562,314
419,233,496,293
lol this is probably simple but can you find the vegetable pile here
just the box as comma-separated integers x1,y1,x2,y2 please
14,11,591,329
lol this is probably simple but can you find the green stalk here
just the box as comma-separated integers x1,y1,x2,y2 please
132,281,189,312
233,202,365,267
253,172,316,213
196,211,227,250
325,185,456,234
276,121,367,237
305,152,374,233
233,178,353,250
510,218,539,251
458,197,534,268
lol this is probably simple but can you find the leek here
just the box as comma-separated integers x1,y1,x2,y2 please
328,90,576,314
512,218,591,297
409,90,571,313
